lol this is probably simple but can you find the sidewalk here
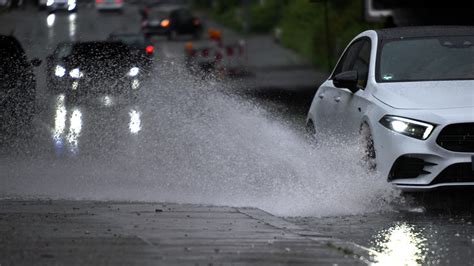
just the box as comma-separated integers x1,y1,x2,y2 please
0,200,367,265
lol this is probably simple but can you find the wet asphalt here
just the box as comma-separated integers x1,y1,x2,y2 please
2,3,474,265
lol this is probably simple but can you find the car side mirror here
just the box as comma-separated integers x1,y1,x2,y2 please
31,58,42,67
333,70,358,93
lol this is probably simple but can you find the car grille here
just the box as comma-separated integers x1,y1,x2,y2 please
437,123,474,152
388,156,436,181
430,163,474,185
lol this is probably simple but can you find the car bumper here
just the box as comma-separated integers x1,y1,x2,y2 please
372,109,474,191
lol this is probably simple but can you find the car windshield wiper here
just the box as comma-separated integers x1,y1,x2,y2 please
439,38,474,48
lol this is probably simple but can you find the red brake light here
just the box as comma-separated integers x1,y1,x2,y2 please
96,0,103,3
145,45,154,54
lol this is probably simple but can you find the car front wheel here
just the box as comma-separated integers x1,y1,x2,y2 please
360,123,376,170
305,120,317,144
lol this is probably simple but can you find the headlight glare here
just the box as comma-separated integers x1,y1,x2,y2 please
46,0,54,6
69,68,83,79
127,67,139,77
380,115,434,140
55,65,66,77
160,19,170,27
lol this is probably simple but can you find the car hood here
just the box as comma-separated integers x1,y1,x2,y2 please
372,80,474,110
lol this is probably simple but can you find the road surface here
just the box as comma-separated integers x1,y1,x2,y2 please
1,3,474,265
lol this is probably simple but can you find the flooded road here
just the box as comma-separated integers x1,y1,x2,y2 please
1,4,474,265
290,199,474,265
0,4,392,216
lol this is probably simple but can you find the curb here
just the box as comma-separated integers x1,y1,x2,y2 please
237,207,376,264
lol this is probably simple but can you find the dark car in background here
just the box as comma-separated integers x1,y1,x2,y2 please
108,33,155,70
0,35,40,134
46,41,144,100
46,0,77,12
140,5,202,40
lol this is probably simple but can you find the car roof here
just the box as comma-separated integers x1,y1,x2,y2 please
72,41,127,49
375,26,474,40
110,33,144,37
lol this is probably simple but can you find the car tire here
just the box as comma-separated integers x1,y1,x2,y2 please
360,123,376,170
306,120,315,135
305,120,317,144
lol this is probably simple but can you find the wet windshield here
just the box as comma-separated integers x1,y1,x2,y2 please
378,36,474,82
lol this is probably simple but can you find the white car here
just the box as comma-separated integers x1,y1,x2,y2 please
306,26,474,191
95,0,123,11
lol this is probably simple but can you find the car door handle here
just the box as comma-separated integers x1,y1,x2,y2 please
334,96,341,102
318,93,325,99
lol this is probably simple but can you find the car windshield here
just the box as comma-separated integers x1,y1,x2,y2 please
55,43,72,58
72,42,129,58
110,35,145,46
378,35,474,82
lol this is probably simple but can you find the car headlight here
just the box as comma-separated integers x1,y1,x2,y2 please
379,115,435,140
46,0,54,6
55,65,66,77
69,68,83,79
127,67,139,77
67,0,75,5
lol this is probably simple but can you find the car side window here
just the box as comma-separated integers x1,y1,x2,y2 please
352,39,371,89
332,40,363,78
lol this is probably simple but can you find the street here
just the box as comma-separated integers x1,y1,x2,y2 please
1,2,474,265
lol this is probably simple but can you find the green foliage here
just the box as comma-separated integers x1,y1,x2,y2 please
279,0,321,66
198,0,381,71
279,0,381,70
249,0,286,32
212,0,240,14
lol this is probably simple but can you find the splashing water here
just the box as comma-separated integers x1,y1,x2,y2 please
0,61,397,217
